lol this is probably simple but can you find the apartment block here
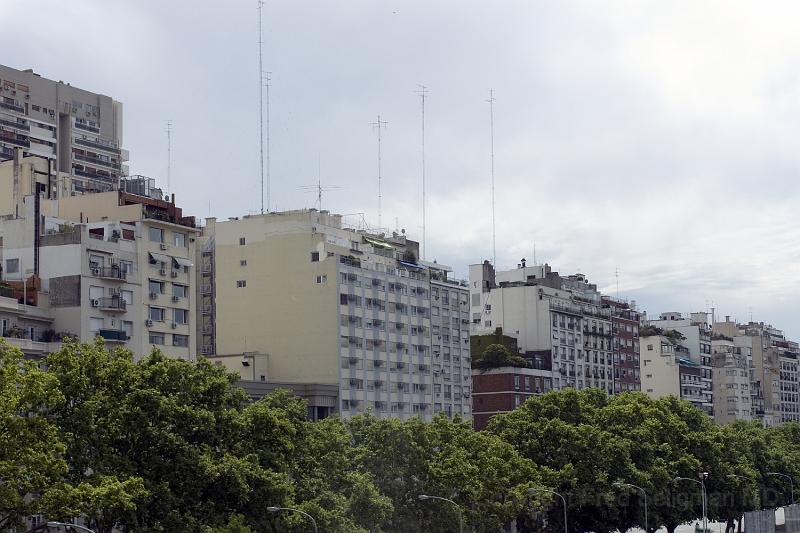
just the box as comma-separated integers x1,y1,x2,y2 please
201,209,471,422
649,312,714,415
640,334,705,409
603,296,642,393
711,336,753,424
0,176,198,360
0,64,128,194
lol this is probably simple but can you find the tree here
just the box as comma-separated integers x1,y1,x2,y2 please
0,340,68,530
473,344,530,370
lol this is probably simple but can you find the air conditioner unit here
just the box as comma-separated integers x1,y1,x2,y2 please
159,268,166,276
149,292,158,299
159,243,167,250
171,323,177,329
91,267,100,275
170,271,178,278
171,295,179,302
145,319,153,327
90,299,99,307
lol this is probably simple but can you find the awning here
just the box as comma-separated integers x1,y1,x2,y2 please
149,252,170,264
398,260,424,270
365,237,394,249
173,257,194,268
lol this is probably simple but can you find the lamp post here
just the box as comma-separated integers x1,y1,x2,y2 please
727,473,758,512
767,472,795,505
675,474,708,532
528,487,568,533
46,522,97,533
613,482,648,532
418,494,463,533
267,506,318,533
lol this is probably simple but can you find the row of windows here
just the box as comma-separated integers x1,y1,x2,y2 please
148,306,188,324
148,280,189,298
148,332,190,347
148,227,188,247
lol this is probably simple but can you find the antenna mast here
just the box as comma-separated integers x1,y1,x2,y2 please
370,115,388,229
257,1,269,214
487,89,496,267
418,84,428,259
615,267,620,298
164,120,172,193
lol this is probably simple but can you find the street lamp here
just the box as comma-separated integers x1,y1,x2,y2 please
727,474,758,512
418,494,464,533
46,522,97,533
528,487,568,533
267,506,318,533
675,474,708,532
613,482,648,532
767,472,795,505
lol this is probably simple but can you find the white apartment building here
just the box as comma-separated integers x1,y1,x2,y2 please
711,337,753,424
0,64,128,193
0,178,198,360
640,334,705,408
469,261,615,394
202,209,471,422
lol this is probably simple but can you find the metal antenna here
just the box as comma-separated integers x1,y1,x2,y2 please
257,1,270,214
533,242,537,265
299,156,340,211
487,89,496,267
164,120,172,192
417,84,429,259
370,115,388,229
615,267,620,298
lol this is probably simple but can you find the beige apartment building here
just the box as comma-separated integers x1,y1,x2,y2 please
202,209,472,421
0,64,128,193
640,334,705,408
711,337,753,424
0,171,198,360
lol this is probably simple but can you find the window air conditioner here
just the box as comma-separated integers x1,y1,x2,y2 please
145,319,153,327
159,243,167,250
171,323,177,329
90,299,99,307
171,296,179,302
149,292,158,299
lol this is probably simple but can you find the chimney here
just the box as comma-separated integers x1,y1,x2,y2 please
521,258,526,268
171,193,175,204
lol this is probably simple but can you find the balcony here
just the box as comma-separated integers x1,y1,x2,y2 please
0,101,24,113
0,118,29,131
74,137,120,153
74,121,100,134
73,152,121,170
91,266,126,281
0,132,30,148
95,297,126,312
74,167,114,181
97,329,128,343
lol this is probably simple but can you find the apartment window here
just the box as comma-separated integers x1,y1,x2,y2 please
240,260,247,267
149,227,163,243
122,321,133,338
236,280,246,288
149,280,164,295
90,317,104,332
119,260,134,275
173,309,188,325
172,334,189,347
514,375,520,390
5,258,19,274
149,307,165,322
149,332,165,345
172,284,188,298
647,344,653,351
311,251,319,262
316,275,327,284
239,237,246,246
172,232,186,247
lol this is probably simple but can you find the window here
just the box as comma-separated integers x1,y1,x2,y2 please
173,309,187,325
90,317,104,332
119,260,134,275
239,237,246,246
149,332,165,345
240,260,247,267
316,275,327,284
236,280,246,288
172,284,188,298
5,258,19,274
173,232,186,247
149,280,164,294
310,251,319,262
149,307,165,322
122,321,133,338
149,227,163,243
172,334,189,347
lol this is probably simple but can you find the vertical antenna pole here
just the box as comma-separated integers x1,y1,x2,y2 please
487,89,497,267
370,115,388,229
165,120,172,193
266,71,271,212
258,0,266,214
418,84,428,259
615,267,620,298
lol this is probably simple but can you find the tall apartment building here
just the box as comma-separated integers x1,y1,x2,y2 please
640,334,704,408
649,312,714,415
470,261,615,394
0,174,198,360
0,64,128,194
201,209,471,422
710,336,753,424
603,296,642,393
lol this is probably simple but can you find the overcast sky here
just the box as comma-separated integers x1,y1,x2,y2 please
4,0,799,338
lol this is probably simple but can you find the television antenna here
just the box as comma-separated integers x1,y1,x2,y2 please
417,84,429,259
299,156,341,211
164,120,172,192
487,89,496,267
370,114,388,229
257,0,271,214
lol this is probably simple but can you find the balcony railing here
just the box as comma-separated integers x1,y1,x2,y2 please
0,133,30,148
73,153,121,170
0,118,29,131
0,101,24,113
73,167,114,181
74,121,100,134
97,329,128,343
74,137,120,153
96,297,126,312
91,266,127,281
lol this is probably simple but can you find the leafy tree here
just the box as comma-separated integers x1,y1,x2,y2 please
0,340,68,530
473,344,530,370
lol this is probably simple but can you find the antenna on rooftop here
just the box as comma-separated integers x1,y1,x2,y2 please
164,120,172,192
299,155,340,211
615,267,620,298
257,0,271,214
370,115,388,230
417,84,429,259
487,89,496,267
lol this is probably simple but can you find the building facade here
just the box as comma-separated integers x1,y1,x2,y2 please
711,337,753,424
203,209,471,422
0,64,128,193
603,296,642,393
